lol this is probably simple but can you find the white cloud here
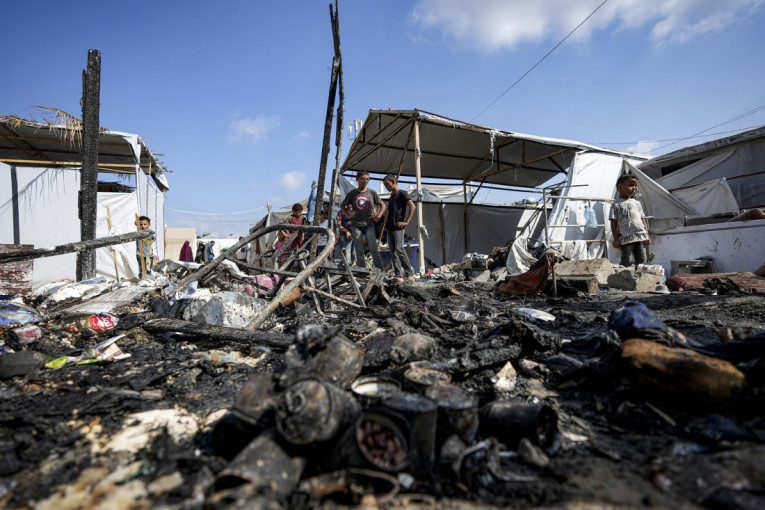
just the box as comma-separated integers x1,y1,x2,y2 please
293,130,311,142
228,114,280,143
409,0,762,51
627,140,660,155
280,171,307,195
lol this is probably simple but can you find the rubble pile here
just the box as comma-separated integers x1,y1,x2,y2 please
1,257,765,509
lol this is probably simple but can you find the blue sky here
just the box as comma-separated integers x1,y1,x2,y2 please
4,0,764,237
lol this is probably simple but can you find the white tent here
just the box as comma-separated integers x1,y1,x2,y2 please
340,109,636,270
0,116,168,288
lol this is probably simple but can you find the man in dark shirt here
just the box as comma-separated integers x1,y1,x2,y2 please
383,174,416,281
341,170,385,270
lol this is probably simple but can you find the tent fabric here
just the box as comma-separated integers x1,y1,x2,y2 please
628,163,698,230
544,152,635,260
638,126,765,209
670,179,739,216
341,109,639,188
0,163,166,287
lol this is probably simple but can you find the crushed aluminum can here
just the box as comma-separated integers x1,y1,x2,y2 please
11,325,42,344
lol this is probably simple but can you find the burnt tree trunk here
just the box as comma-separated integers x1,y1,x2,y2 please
77,49,101,281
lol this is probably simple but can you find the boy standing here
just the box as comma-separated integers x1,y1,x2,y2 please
609,174,651,267
341,171,385,270
135,215,155,278
383,174,416,281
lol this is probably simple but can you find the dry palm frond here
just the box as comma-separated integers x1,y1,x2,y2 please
0,107,110,146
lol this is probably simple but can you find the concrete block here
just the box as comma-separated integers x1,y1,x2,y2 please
182,291,268,328
607,268,662,292
555,258,615,285
552,275,600,294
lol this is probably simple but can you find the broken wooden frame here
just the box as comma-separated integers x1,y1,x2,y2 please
0,229,155,264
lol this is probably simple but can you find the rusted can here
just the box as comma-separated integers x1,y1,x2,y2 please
403,364,451,393
351,376,402,407
382,392,438,478
215,429,306,498
424,383,479,444
479,402,558,450
276,378,360,445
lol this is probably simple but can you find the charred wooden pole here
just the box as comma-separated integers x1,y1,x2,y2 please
0,230,154,264
77,49,101,281
312,0,342,249
327,0,344,231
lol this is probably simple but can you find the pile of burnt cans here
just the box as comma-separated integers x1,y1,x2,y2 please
207,325,559,506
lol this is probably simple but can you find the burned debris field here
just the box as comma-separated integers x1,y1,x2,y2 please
1,270,764,510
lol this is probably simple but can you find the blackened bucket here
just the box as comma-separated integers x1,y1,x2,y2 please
351,376,402,407
382,392,438,478
276,378,360,445
424,383,479,444
403,364,451,393
479,402,558,450
336,410,412,473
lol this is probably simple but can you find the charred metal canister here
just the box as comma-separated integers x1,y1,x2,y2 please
326,410,412,473
403,364,451,393
308,336,364,388
232,372,275,426
214,429,306,498
479,402,558,450
424,383,479,444
351,376,402,407
276,378,360,445
382,392,438,478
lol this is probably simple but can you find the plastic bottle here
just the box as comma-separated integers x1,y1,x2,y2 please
584,203,598,229
636,264,665,276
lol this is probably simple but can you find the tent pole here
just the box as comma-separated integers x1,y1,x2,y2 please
414,118,425,274
439,204,446,266
463,183,469,253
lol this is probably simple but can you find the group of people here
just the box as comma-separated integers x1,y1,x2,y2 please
148,173,655,282
277,171,417,282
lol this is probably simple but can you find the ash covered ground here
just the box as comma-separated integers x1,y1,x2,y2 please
1,278,765,509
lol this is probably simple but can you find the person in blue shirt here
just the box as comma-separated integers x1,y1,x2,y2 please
205,240,216,262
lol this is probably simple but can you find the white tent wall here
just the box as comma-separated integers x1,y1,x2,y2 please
640,136,765,209
670,179,739,215
135,165,165,260
1,162,166,287
544,152,629,262
95,192,141,280
0,164,80,287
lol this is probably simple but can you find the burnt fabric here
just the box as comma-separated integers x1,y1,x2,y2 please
498,254,551,296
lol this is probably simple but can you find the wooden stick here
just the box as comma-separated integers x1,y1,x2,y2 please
106,206,120,282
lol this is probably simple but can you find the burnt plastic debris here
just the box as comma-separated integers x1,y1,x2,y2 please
425,383,479,444
296,468,400,507
479,402,559,452
0,301,40,326
382,392,438,478
214,429,306,499
276,378,360,445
